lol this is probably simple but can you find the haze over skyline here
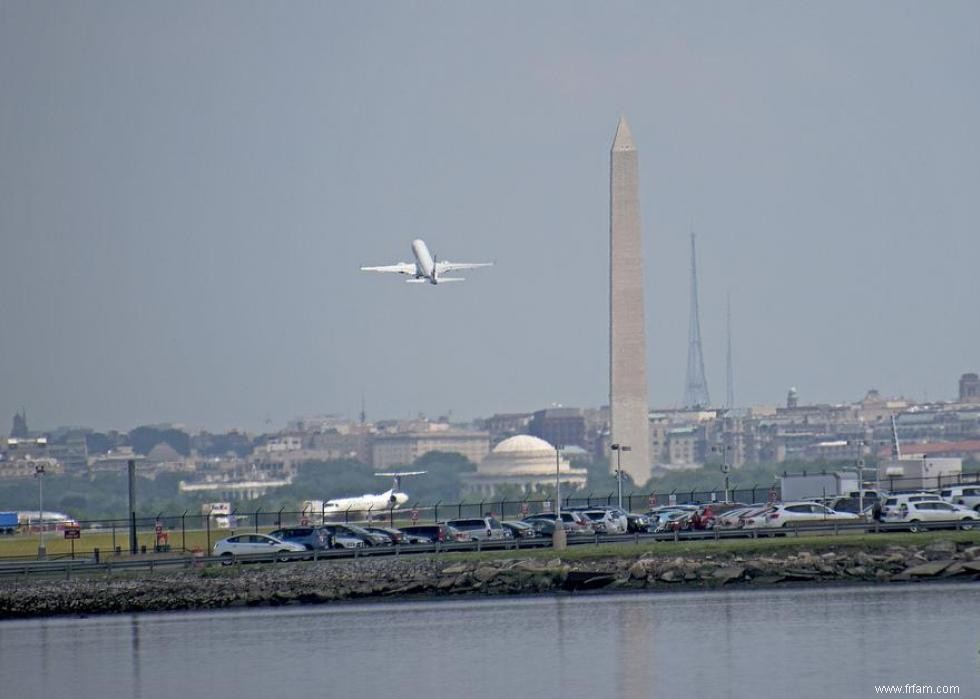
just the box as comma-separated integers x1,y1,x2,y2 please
2,2,978,433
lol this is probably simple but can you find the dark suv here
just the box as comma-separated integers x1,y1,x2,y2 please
267,526,333,550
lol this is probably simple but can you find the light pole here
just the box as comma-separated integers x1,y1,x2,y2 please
712,443,732,502
610,443,631,510
34,462,45,559
553,443,566,549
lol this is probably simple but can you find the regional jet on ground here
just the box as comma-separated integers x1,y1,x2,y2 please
302,472,427,519
360,239,492,284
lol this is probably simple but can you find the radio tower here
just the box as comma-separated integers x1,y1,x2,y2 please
683,232,711,408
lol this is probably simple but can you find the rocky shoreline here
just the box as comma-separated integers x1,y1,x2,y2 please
2,539,978,619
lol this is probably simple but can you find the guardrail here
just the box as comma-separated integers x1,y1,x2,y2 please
0,519,971,579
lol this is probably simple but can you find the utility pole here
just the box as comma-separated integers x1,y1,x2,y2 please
610,443,631,510
35,462,45,559
553,444,566,549
128,459,137,555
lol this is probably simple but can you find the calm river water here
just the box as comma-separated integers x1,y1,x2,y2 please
1,583,977,698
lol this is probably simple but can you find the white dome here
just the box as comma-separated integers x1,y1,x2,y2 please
492,435,554,454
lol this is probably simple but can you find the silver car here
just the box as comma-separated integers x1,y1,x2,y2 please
212,533,306,563
446,516,507,541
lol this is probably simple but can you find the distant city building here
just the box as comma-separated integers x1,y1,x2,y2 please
477,413,532,445
528,407,586,450
10,410,27,439
371,430,489,470
87,447,143,476
0,453,65,480
959,373,980,403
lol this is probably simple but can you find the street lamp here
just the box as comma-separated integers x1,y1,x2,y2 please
34,462,45,559
553,443,566,549
610,443,631,510
712,443,733,502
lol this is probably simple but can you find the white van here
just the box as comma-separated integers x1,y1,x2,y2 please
881,492,937,518
939,485,980,511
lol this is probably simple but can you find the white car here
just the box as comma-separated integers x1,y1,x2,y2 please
579,509,628,534
939,485,980,512
743,502,859,529
883,500,979,532
212,533,306,563
715,505,768,530
881,493,938,519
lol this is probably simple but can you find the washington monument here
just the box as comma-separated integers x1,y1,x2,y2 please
609,116,651,484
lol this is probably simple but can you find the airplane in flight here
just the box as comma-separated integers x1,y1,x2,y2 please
360,239,492,284
301,471,427,519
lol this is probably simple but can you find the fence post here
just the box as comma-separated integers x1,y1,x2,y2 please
181,510,187,552
206,515,211,555
479,500,485,517
255,508,261,533
276,507,283,528
434,500,440,523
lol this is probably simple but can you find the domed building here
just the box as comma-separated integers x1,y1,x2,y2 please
462,434,588,497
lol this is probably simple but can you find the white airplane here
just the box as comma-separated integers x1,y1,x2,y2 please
303,471,427,519
360,239,492,284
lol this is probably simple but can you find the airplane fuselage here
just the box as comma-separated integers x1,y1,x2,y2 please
322,490,410,514
411,239,437,283
360,240,489,284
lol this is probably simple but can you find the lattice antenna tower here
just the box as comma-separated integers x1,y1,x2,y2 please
726,292,735,411
683,232,711,408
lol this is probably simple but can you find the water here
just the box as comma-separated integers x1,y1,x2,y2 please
1,583,977,699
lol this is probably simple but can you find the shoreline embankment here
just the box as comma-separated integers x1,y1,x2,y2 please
1,536,978,620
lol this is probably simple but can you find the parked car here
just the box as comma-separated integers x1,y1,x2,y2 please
742,502,859,529
625,513,651,533
714,506,763,530
337,523,391,546
939,486,980,512
446,516,508,541
578,509,627,534
523,511,595,536
881,493,939,519
501,520,538,540
212,533,306,563
398,523,456,543
317,524,369,549
652,510,695,533
524,517,593,538
267,526,333,551
364,526,409,545
883,500,979,532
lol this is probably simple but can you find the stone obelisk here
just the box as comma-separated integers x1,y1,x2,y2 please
609,116,651,485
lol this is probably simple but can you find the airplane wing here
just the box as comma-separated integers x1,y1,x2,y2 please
435,261,494,273
360,263,417,275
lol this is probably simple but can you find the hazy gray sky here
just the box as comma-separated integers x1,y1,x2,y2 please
1,2,978,433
